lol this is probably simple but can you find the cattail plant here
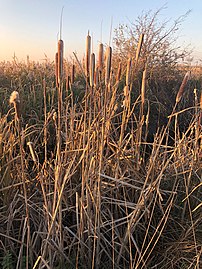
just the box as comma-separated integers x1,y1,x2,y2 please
9,91,21,120
135,33,144,64
95,66,99,89
27,141,38,163
85,31,91,80
141,68,147,106
71,63,75,84
126,57,132,86
57,39,64,86
116,62,122,83
176,71,191,104
90,53,95,87
98,43,104,71
105,46,112,86
55,52,59,87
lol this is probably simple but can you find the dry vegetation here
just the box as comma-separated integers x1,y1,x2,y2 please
0,11,202,269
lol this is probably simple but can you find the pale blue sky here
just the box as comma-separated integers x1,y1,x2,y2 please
0,0,201,62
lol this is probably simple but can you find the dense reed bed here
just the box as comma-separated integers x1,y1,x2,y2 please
0,33,201,269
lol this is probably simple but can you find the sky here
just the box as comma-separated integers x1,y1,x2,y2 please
0,0,202,63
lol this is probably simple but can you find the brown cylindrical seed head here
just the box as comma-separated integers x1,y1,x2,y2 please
126,57,132,86
141,68,147,106
105,46,112,86
27,142,37,163
58,39,64,84
95,66,99,88
71,64,75,84
116,62,122,83
176,71,191,104
90,53,95,87
55,52,59,87
85,33,91,78
98,43,104,71
135,33,144,63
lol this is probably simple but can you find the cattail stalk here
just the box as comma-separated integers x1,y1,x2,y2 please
9,91,30,268
176,71,191,104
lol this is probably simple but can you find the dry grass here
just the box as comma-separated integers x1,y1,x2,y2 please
0,32,201,269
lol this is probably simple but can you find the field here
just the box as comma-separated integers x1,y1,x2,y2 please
0,32,202,269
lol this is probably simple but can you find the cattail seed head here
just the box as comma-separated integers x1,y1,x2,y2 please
176,71,191,104
98,43,104,71
126,57,132,86
55,52,59,87
135,33,144,63
85,32,91,79
116,62,122,83
105,46,112,86
57,39,64,84
9,91,21,120
95,66,99,88
71,64,75,84
90,53,95,87
27,142,37,163
141,68,147,106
